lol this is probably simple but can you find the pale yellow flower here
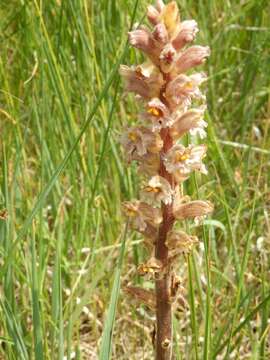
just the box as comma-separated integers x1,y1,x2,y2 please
147,1,180,37
160,1,180,37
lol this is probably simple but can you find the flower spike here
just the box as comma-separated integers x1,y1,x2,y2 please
120,2,213,358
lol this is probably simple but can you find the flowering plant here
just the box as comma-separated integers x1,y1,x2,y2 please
120,1,213,358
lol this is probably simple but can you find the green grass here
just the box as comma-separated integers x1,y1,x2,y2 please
0,0,270,359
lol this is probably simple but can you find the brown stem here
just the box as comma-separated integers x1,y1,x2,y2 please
155,126,175,360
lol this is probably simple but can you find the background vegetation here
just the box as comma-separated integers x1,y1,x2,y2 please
0,0,269,359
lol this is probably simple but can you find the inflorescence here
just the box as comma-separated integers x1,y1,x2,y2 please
119,1,213,358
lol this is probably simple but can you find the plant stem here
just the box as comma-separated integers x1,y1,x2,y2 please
155,126,175,360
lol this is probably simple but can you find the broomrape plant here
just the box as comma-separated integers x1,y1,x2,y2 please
120,1,213,359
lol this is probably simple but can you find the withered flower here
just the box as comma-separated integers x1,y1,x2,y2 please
122,200,162,231
166,230,198,254
173,200,214,220
125,286,156,310
137,257,163,277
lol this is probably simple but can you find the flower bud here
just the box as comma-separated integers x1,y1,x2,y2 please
128,28,161,66
153,23,169,44
147,5,160,25
175,46,210,73
172,20,199,50
161,1,180,37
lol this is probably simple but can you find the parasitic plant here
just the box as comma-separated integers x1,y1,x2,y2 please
120,1,213,359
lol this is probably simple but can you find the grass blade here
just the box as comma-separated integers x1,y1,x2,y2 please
99,222,129,360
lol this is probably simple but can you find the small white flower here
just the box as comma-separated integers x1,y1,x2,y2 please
159,1,180,37
81,247,90,254
164,144,207,181
121,126,163,161
76,297,81,305
145,98,175,131
189,119,208,139
256,236,264,251
141,175,173,204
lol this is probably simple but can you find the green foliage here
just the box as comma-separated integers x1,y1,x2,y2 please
0,0,269,359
